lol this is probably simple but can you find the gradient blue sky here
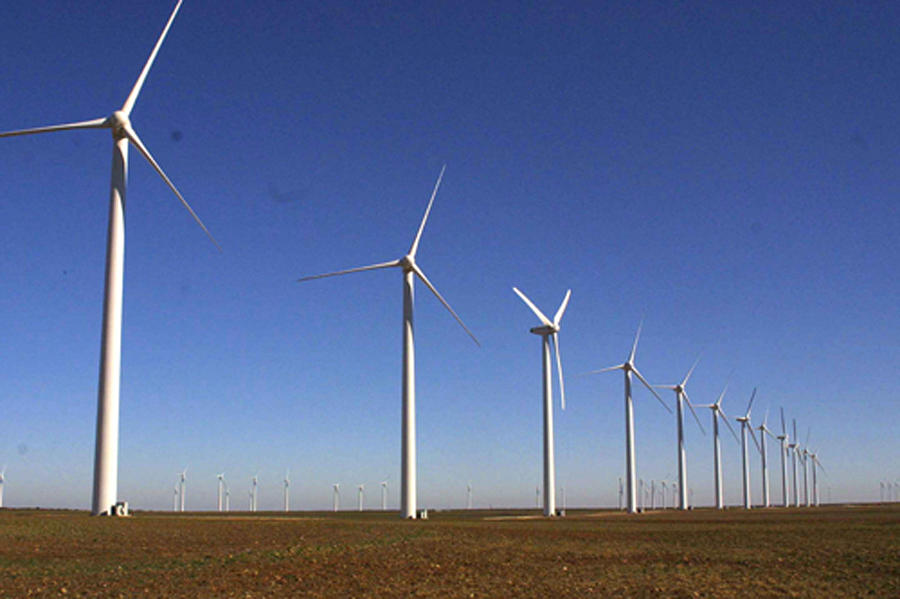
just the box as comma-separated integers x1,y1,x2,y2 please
1,1,897,511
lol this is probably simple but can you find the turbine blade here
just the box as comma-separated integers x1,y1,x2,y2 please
745,387,757,418
682,390,706,435
628,319,644,364
551,332,565,410
408,164,446,258
0,117,108,138
780,407,787,436
585,364,625,375
553,289,572,327
632,366,672,413
124,125,221,251
122,0,184,116
716,383,729,406
411,262,480,346
653,384,678,389
749,426,761,454
793,419,797,442
720,411,740,443
512,287,552,327
298,259,402,282
682,355,701,387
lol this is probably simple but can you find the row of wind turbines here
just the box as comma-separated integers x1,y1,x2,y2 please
0,2,835,519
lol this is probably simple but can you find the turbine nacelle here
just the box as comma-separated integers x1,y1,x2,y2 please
529,324,558,336
107,111,130,137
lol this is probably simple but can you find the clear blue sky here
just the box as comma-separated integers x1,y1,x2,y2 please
1,1,897,511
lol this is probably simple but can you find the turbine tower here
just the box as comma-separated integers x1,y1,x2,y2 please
735,388,761,510
0,467,5,508
173,483,179,512
801,428,811,507
179,468,187,513
513,287,571,517
655,357,705,510
0,0,218,517
357,484,365,512
283,470,290,512
697,384,740,509
380,481,389,511
789,420,800,507
756,410,777,508
589,322,671,514
333,484,340,512
216,473,225,512
810,452,825,507
298,166,479,519
466,482,473,510
224,482,230,512
617,477,623,511
251,475,258,512
777,408,790,507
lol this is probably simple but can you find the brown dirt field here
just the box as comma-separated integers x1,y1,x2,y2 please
0,504,897,597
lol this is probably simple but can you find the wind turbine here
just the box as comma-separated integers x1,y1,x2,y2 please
466,482,473,510
357,484,366,512
697,384,740,509
735,388,761,509
283,470,290,512
224,482,230,512
617,477,623,511
333,484,340,512
0,467,5,508
589,322,671,514
380,481,389,511
298,166,479,519
650,480,656,510
535,486,541,509
513,287,571,517
777,408,790,507
0,0,218,517
172,483,179,512
655,357,705,510
789,420,800,507
216,473,225,512
179,468,187,512
809,451,825,507
756,410,777,508
251,475,258,512
801,428,811,507
660,481,667,509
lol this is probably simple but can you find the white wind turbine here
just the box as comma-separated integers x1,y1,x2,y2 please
655,357,705,510
589,322,671,514
380,481,389,511
777,408,790,507
617,477,624,511
298,166,479,519
735,388,761,510
179,468,187,512
756,410,777,508
283,470,290,512
0,467,5,508
801,428,812,507
172,483,179,512
216,473,225,512
466,482,473,510
697,384,740,509
357,484,366,512
251,474,259,512
224,481,230,512
789,420,800,507
809,451,825,507
512,287,571,517
333,484,340,512
0,0,218,517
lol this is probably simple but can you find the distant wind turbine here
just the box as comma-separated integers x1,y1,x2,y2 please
216,473,225,512
697,384,740,509
357,484,365,512
777,408,790,507
655,356,705,510
251,474,258,512
298,166,479,519
735,388,761,510
333,484,340,512
380,481,389,511
513,287,571,517
179,468,187,512
756,410,777,508
589,322,671,514
0,0,218,516
809,451,825,507
173,483,179,512
789,420,800,507
801,428,811,507
0,466,5,508
283,470,290,512
466,482,473,510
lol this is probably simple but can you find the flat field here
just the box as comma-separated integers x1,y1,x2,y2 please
0,504,897,597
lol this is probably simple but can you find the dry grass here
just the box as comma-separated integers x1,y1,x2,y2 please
0,504,897,597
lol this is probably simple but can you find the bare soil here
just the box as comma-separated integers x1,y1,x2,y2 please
0,504,897,597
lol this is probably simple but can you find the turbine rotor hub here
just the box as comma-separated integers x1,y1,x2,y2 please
400,255,414,271
108,110,130,137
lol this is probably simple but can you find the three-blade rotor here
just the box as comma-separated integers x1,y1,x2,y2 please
655,355,705,433
298,166,479,346
589,322,672,414
698,384,740,443
0,0,219,251
513,287,571,409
